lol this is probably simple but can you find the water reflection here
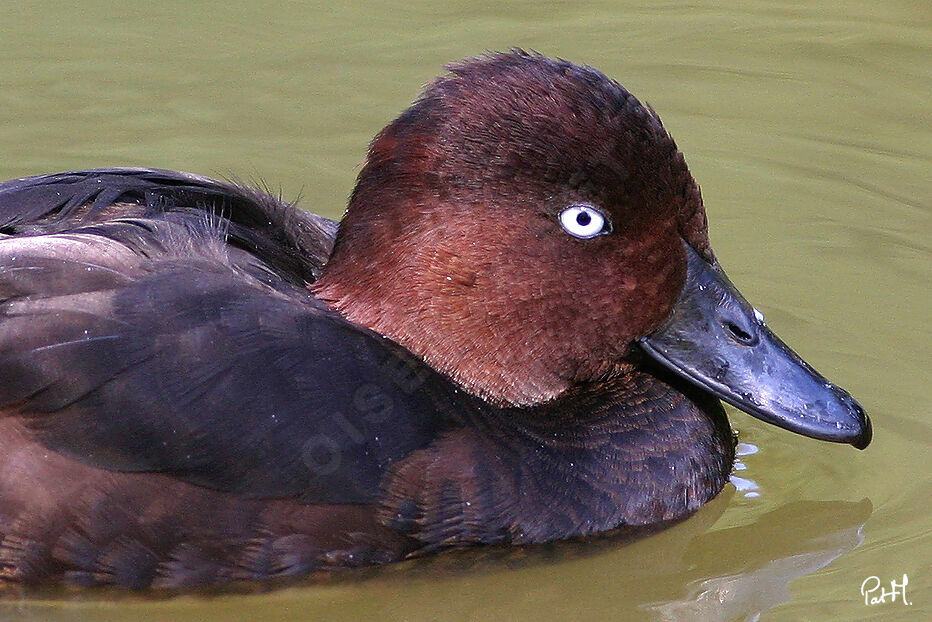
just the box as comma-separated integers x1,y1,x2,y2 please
644,499,872,622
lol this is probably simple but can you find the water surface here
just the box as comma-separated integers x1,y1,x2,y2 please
0,1,928,620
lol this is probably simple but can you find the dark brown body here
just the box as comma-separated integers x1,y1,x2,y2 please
0,369,731,588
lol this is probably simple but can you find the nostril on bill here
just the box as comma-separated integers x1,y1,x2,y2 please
725,321,754,344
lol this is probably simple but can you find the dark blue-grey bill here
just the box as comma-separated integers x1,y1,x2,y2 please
640,242,871,449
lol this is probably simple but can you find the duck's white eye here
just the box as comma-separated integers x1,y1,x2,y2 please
559,205,610,239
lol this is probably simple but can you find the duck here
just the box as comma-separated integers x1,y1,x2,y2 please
0,50,870,589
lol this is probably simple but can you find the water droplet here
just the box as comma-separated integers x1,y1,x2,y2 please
730,474,762,498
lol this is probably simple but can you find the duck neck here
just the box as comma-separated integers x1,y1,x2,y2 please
313,235,589,408
381,368,736,546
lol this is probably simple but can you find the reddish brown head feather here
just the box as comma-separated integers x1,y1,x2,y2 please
315,51,711,406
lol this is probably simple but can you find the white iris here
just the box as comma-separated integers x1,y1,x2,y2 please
559,205,609,239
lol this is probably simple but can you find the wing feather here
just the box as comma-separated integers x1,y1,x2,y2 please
0,170,459,504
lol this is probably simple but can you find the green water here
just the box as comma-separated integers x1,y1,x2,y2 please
0,1,928,620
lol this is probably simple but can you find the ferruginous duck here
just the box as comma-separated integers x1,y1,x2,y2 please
0,50,870,588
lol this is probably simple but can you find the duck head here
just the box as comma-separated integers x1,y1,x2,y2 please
315,51,870,449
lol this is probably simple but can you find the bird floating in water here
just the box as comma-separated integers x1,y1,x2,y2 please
0,51,869,588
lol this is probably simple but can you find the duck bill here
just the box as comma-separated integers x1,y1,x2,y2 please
640,243,871,449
